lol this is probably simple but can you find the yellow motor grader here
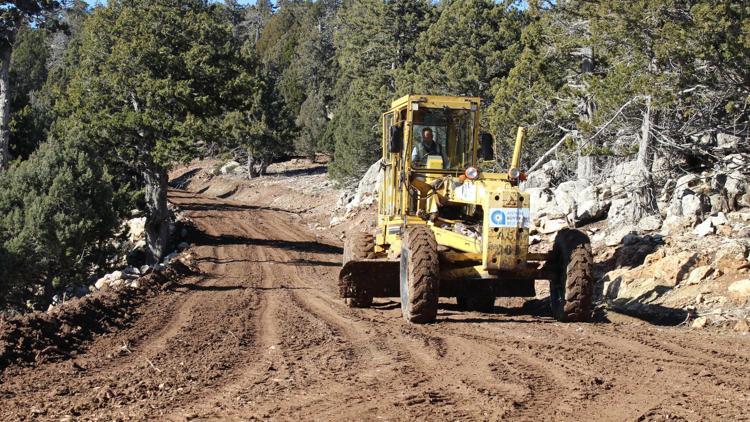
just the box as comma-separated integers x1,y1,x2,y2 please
339,95,594,324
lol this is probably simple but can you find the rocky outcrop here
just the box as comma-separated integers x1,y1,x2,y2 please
332,159,382,226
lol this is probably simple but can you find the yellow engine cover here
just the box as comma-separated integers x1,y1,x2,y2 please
482,189,530,270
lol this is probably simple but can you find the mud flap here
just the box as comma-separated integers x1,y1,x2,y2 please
339,259,400,298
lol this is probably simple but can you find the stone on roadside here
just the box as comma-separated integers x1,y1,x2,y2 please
691,316,708,328
733,319,749,333
714,243,749,272
727,279,750,297
95,277,109,290
220,160,240,175
540,218,568,234
686,266,714,285
605,225,637,247
126,217,146,242
682,194,709,218
694,219,715,237
638,215,662,232
709,212,728,227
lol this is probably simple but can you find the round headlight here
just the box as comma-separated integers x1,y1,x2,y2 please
464,167,479,180
508,167,521,179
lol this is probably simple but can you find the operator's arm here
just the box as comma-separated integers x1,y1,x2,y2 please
411,144,421,166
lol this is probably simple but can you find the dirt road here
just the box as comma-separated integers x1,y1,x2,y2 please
2,188,750,421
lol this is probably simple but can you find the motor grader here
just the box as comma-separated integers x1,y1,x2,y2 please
339,94,594,324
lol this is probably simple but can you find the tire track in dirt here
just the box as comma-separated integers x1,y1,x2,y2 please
2,189,750,421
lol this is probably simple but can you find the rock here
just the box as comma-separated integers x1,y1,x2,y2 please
686,266,714,285
605,225,637,247
728,279,750,297
639,251,698,286
724,153,749,171
607,198,634,226
716,133,741,149
714,242,749,272
540,218,568,234
123,266,140,275
552,179,592,220
681,194,709,218
126,217,146,242
525,187,556,222
130,280,140,289
140,264,152,274
110,270,123,281
709,212,728,227
691,316,708,328
638,215,662,232
575,186,610,224
733,319,749,333
177,241,189,251
524,160,565,189
693,219,715,237
220,160,240,175
329,215,346,226
660,215,688,236
346,159,382,212
164,252,179,263
154,263,166,272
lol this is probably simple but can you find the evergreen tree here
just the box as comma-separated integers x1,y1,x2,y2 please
400,0,524,104
0,0,63,170
0,137,118,306
8,27,51,159
57,0,273,263
329,0,434,182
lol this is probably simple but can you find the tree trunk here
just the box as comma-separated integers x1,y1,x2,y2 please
143,164,170,265
631,95,659,222
247,149,255,179
0,45,12,171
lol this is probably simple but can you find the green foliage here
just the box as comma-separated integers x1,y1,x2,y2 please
0,138,118,305
400,0,524,102
8,27,51,159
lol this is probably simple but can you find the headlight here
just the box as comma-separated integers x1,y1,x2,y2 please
464,167,479,180
508,167,521,180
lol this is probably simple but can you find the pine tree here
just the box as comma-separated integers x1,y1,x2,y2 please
0,0,63,170
57,0,272,263
329,0,434,182
400,0,524,103
0,137,118,306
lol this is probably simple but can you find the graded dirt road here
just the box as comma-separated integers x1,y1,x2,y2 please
2,188,750,421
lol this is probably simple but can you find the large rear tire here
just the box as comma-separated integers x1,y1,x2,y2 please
549,229,594,322
400,226,440,324
342,232,375,308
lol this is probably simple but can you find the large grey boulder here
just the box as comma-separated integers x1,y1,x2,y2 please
525,160,565,189
346,159,382,211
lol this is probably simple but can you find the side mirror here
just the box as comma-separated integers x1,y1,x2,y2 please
480,132,494,160
388,124,403,153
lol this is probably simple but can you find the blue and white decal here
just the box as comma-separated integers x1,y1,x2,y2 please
488,208,530,228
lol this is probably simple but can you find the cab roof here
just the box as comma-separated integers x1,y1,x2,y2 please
389,94,481,111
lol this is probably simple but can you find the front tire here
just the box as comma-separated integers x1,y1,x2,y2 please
342,232,375,308
400,226,440,324
549,229,594,322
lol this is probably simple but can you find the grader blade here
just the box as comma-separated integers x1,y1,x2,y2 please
339,259,400,298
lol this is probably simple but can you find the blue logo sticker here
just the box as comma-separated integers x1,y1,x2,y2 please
490,210,506,226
